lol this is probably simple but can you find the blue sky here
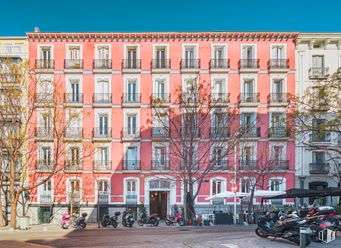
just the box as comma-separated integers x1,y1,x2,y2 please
2,0,341,35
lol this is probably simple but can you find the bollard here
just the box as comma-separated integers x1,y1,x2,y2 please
300,227,307,248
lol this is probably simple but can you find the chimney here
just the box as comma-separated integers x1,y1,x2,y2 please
34,27,40,33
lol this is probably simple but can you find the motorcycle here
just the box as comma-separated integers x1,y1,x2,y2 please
122,210,135,227
61,212,71,229
137,212,160,226
101,212,121,228
72,212,88,230
165,212,185,226
255,211,311,246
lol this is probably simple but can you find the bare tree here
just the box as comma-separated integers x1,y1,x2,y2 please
151,80,252,222
0,58,91,228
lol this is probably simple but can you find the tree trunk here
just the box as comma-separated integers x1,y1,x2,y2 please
0,192,4,227
248,189,255,224
10,196,18,229
9,158,17,229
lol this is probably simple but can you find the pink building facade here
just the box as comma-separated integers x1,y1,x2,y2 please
27,32,297,223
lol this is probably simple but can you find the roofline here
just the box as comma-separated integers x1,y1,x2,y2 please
0,36,27,40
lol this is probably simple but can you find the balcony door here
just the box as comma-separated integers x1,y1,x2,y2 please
156,48,166,68
41,48,51,61
242,146,253,162
126,179,137,204
99,115,108,135
215,80,224,96
70,179,81,201
69,47,80,60
99,147,109,168
272,146,283,161
273,79,283,94
185,47,195,67
242,46,254,60
71,81,80,102
213,147,223,167
40,180,52,203
42,147,51,166
127,81,137,102
127,48,137,68
42,114,51,130
98,80,109,102
127,115,137,135
70,147,80,166
214,47,224,68
244,80,254,97
241,113,254,129
155,146,167,167
98,47,109,60
312,151,325,164
272,46,285,60
126,146,138,169
271,112,284,128
312,55,324,68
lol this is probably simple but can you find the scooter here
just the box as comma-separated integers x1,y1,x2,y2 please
165,212,185,226
61,212,71,229
72,212,88,230
137,212,160,226
122,210,135,227
101,212,121,228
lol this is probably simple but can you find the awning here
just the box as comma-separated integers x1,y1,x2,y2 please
265,188,324,199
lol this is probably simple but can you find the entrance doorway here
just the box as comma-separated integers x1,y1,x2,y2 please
309,181,328,205
38,206,52,224
150,191,168,219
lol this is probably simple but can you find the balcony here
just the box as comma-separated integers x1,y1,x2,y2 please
181,127,201,138
180,163,199,170
239,93,260,105
151,59,171,72
64,59,83,71
93,59,112,72
209,59,230,72
180,59,200,72
36,160,54,171
122,93,141,106
64,160,82,172
93,128,112,141
211,159,229,170
182,92,199,104
210,127,229,139
269,160,289,170
152,160,170,170
122,59,141,72
68,192,81,203
239,59,259,72
269,93,288,105
240,127,261,138
39,194,53,204
122,160,140,170
309,67,329,79
35,93,54,104
122,127,140,140
35,127,54,140
211,93,230,105
311,133,331,143
240,160,257,170
64,93,83,106
126,194,138,206
64,127,83,140
98,192,110,205
0,73,19,87
35,59,55,72
268,127,290,139
268,59,289,72
151,93,170,106
152,127,169,139
309,163,329,174
93,93,112,106
93,160,111,171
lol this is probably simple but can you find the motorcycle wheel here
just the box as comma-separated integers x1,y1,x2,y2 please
255,228,269,238
112,222,118,228
293,235,311,246
310,225,323,243
153,220,159,227
137,220,144,226
178,220,185,226
101,221,108,228
129,223,133,227
165,220,171,226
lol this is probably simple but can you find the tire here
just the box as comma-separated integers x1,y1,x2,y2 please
129,223,133,227
137,220,144,226
101,221,108,228
310,225,323,243
153,220,159,227
112,222,118,228
293,236,311,246
255,227,269,238
165,220,171,226
178,220,185,226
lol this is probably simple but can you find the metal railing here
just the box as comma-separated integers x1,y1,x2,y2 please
240,93,260,103
68,192,81,203
181,127,201,138
122,93,141,103
210,127,229,138
309,163,329,174
181,59,200,69
35,93,54,103
122,127,140,138
269,59,289,69
152,127,169,138
35,127,53,138
122,59,141,69
211,93,229,103
311,133,331,142
240,160,258,170
210,59,230,69
64,127,83,139
40,194,53,203
35,59,55,69
152,160,170,170
182,92,199,103
36,160,54,171
98,192,110,204
211,160,229,170
268,160,289,170
240,126,261,138
122,160,140,170
64,59,83,69
126,194,138,205
151,93,170,104
64,160,82,171
93,59,112,69
268,127,289,138
239,59,259,69
93,128,112,138
65,93,83,103
94,160,111,171
269,93,288,103
309,67,329,79
93,93,112,104
151,59,171,69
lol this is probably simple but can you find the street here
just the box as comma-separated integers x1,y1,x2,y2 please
0,224,340,248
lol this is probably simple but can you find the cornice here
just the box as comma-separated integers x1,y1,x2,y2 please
26,32,298,42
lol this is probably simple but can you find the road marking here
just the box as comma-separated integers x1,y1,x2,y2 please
221,244,238,248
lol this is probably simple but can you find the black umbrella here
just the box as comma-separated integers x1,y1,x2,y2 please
320,187,341,197
265,188,323,199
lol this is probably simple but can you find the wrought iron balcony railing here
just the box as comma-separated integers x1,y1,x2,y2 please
151,93,170,104
93,127,112,138
36,160,54,171
65,93,83,104
239,126,261,138
35,93,54,103
93,93,112,104
269,93,288,103
152,160,170,170
240,93,260,103
240,160,257,170
209,59,230,69
122,93,141,103
309,67,329,79
122,160,141,170
126,194,138,205
309,163,329,174
239,59,259,69
35,127,53,138
181,127,201,138
94,160,111,171
151,59,171,69
152,127,169,138
269,59,289,69
122,59,141,69
64,127,83,139
268,160,289,170
211,159,229,170
210,127,229,138
311,133,331,143
268,127,290,138
93,59,112,69
64,59,83,69
64,160,82,171
40,194,53,203
211,93,229,103
122,127,140,138
35,59,55,69
180,59,200,69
